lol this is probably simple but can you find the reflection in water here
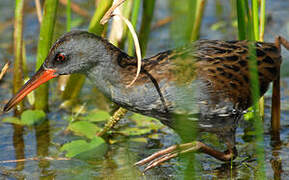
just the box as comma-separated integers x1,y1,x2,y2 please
271,149,282,180
12,124,25,171
35,120,53,178
270,128,282,180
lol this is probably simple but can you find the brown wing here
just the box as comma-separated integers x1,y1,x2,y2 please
195,40,281,109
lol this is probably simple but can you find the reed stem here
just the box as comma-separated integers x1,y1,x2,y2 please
139,0,156,56
13,0,24,114
127,0,141,56
236,0,247,40
190,0,206,41
258,0,266,118
236,0,266,177
34,0,58,111
66,0,71,32
251,0,259,40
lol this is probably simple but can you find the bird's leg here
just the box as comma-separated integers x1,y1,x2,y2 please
135,141,237,172
275,36,289,50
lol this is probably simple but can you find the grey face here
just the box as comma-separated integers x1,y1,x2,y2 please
43,30,106,75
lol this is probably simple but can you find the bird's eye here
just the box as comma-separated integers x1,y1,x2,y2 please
55,53,66,62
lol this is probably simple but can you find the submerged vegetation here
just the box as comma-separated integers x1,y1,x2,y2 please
0,0,288,179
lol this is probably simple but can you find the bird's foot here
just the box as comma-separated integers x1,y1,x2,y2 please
135,141,237,172
134,141,204,172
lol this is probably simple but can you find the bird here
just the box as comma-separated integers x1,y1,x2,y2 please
3,30,289,171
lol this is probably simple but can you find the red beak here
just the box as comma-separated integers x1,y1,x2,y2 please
3,66,58,112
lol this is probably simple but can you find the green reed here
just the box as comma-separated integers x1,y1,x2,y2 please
138,0,156,56
89,1,113,34
34,0,58,111
127,0,141,56
251,0,259,40
13,0,24,114
236,0,266,178
258,0,266,128
190,0,206,41
66,0,71,32
259,0,266,41
236,0,247,40
170,0,196,45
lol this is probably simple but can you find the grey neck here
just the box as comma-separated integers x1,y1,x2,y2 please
85,49,171,119
85,51,126,99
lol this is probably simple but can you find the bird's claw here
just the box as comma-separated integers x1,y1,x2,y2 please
135,142,201,172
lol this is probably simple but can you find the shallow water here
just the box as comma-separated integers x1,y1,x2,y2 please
0,0,289,179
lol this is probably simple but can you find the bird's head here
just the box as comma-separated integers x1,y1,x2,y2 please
4,30,108,112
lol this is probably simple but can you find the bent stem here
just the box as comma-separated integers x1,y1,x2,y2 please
96,108,128,137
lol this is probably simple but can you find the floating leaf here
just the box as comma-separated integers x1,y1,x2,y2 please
119,127,152,136
130,113,156,121
20,110,46,126
64,115,74,123
2,117,22,125
72,104,87,115
68,121,100,139
60,137,106,158
59,99,74,110
82,110,111,122
131,113,163,130
130,137,148,143
148,133,160,139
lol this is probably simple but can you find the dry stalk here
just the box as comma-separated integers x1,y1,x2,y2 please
100,0,126,25
0,61,10,80
0,156,70,163
59,0,90,17
100,0,142,87
35,0,42,23
152,16,172,29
